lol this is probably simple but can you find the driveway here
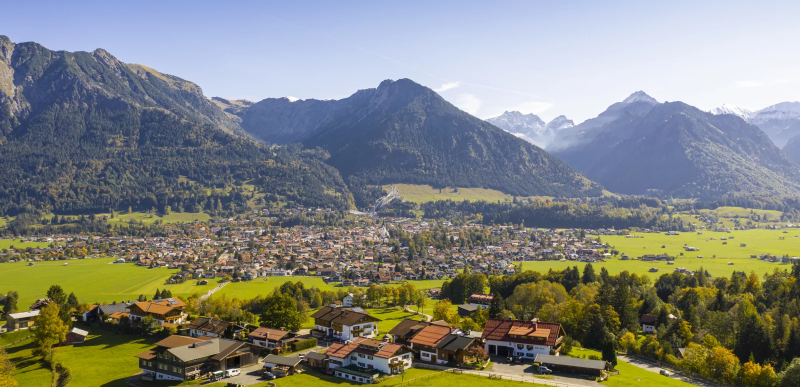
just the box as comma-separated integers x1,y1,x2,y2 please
617,355,717,387
480,357,599,387
217,364,266,386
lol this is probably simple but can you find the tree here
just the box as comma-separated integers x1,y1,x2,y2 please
706,345,740,385
618,332,637,353
260,293,302,331
66,293,79,311
780,358,800,387
488,292,503,319
0,348,17,387
602,336,617,367
460,317,476,332
140,315,159,333
153,288,161,300
2,291,18,316
31,303,68,361
742,360,779,387
432,300,460,326
415,293,426,314
46,285,67,306
582,263,596,284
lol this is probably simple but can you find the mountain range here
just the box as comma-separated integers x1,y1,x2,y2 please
0,36,353,214
223,79,603,204
550,93,800,198
486,112,573,148
709,102,800,149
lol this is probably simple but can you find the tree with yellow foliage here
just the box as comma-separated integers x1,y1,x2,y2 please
31,303,69,361
0,348,17,387
742,360,779,387
706,345,741,385
618,332,637,353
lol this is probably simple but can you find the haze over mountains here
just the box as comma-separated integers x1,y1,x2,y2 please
2,36,800,215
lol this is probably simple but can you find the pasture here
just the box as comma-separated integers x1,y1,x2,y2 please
383,184,552,204
103,211,211,225
0,239,53,250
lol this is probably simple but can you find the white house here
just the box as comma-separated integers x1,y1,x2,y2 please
640,314,657,334
481,318,565,358
324,337,412,383
311,306,381,341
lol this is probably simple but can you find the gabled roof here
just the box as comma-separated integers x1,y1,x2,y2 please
154,335,204,349
409,325,453,347
436,334,478,352
311,306,379,326
187,317,230,335
387,319,431,337
640,314,657,324
248,326,291,340
481,319,563,347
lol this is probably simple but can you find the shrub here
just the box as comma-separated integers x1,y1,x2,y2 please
291,338,318,352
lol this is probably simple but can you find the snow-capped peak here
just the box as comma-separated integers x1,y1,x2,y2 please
545,115,574,131
622,91,658,105
708,104,752,121
284,96,301,102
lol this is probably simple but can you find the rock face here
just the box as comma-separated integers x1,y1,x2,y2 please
550,99,800,198
234,78,603,200
487,112,573,148
0,36,354,214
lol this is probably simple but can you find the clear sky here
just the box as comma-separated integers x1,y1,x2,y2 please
4,1,800,123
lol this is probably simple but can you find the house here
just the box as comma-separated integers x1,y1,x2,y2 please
92,302,134,322
262,354,303,376
248,326,296,349
6,310,40,331
640,314,657,334
311,306,381,341
324,337,413,383
481,318,565,358
387,319,444,345
187,317,231,338
62,327,89,345
434,334,483,365
409,324,455,364
134,335,260,382
457,304,479,318
468,294,493,309
128,298,187,325
304,351,328,369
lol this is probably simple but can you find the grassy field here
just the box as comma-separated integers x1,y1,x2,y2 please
3,338,53,386
104,211,211,225
0,239,53,249
215,277,446,301
571,348,693,387
0,258,218,307
383,184,552,204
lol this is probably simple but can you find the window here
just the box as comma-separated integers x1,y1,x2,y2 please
359,353,365,358
526,345,533,350
359,362,365,367
351,356,357,360
367,355,373,360
517,344,523,349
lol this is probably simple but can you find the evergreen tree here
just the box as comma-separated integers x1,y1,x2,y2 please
582,263,596,284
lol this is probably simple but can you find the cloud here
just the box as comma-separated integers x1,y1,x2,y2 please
435,82,461,92
507,101,554,115
455,94,482,115
735,81,765,88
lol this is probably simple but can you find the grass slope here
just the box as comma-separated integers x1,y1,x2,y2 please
384,184,553,204
572,348,693,387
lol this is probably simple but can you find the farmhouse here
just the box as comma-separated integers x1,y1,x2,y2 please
187,317,233,339
311,306,381,341
481,318,565,358
387,319,450,345
409,324,456,364
640,314,657,334
134,335,260,382
248,326,296,348
324,337,413,383
467,293,493,309
6,310,40,331
128,298,187,325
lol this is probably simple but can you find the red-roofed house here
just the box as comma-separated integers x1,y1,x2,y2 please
481,318,565,358
324,337,413,383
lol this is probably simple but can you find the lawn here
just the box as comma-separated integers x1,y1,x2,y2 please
368,307,425,333
0,329,33,347
215,277,446,301
570,348,693,387
0,239,53,249
104,211,211,225
383,184,553,204
0,258,217,308
4,338,52,386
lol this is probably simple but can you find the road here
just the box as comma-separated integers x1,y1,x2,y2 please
617,355,717,387
404,306,432,322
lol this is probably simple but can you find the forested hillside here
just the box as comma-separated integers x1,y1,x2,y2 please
0,37,353,215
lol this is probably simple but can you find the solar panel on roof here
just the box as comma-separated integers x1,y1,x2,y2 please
153,299,163,303
195,340,213,347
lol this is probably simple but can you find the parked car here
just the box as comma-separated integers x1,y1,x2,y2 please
261,371,276,380
660,370,671,377
210,371,225,382
226,368,241,378
538,366,552,375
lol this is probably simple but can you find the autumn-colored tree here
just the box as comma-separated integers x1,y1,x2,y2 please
618,332,638,353
432,300,460,326
0,348,17,387
706,345,741,384
31,303,69,361
742,360,779,387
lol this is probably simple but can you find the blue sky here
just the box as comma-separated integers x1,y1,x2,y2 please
4,1,800,122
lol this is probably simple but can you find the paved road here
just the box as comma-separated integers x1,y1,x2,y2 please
198,281,228,301
482,357,599,387
404,306,432,322
617,355,717,387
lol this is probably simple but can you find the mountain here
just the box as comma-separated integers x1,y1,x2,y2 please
547,91,658,151
486,112,573,148
232,79,603,204
551,98,800,198
0,36,353,215
749,102,800,148
784,134,800,165
708,104,752,121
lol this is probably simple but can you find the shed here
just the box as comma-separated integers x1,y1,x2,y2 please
263,354,303,376
533,354,606,376
304,351,327,369
63,327,89,344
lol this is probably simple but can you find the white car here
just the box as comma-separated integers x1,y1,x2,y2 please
226,369,241,378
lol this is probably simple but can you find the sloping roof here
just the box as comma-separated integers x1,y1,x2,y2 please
458,304,479,313
468,294,494,304
387,319,430,336
534,354,606,370
263,354,303,367
311,306,378,326
134,349,157,360
482,319,563,347
325,337,363,358
305,351,327,360
97,303,132,316
640,314,657,324
70,327,89,337
436,335,477,352
410,325,453,347
8,310,39,319
187,317,230,335
154,335,204,349
248,326,291,341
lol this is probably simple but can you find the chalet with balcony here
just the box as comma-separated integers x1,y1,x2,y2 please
248,326,296,348
128,298,187,325
481,318,565,358
324,337,413,383
311,306,380,341
134,335,259,382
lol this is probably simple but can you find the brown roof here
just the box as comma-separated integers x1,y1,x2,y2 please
130,297,186,316
154,335,204,348
387,319,430,337
187,317,230,335
324,337,406,359
481,319,563,347
134,349,157,360
468,294,494,304
409,325,453,347
248,326,291,340
311,306,378,326
325,339,361,358
640,314,657,324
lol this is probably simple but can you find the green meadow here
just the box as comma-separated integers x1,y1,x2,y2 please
0,239,53,250
103,211,211,225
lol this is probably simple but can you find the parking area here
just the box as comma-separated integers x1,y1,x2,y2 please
487,357,600,387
